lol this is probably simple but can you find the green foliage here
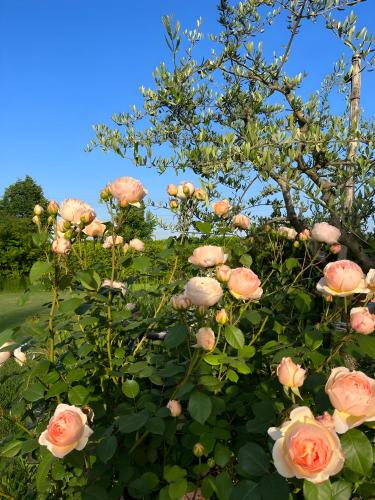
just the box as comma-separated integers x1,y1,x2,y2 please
0,175,47,218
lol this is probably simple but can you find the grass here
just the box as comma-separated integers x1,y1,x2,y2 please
0,290,51,332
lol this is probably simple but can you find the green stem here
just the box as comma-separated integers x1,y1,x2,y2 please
48,287,58,362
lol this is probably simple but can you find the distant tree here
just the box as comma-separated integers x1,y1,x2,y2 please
118,202,156,241
0,175,47,218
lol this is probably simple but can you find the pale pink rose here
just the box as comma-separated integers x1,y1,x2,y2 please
107,177,147,207
13,347,27,366
277,357,306,389
181,489,205,500
315,412,335,430
325,367,375,433
176,182,195,200
33,204,44,216
227,267,263,300
47,200,59,215
38,404,93,458
232,214,250,230
125,303,136,311
129,238,145,252
188,246,227,268
278,226,297,240
101,279,126,296
83,219,106,238
298,229,311,241
311,222,341,245
0,342,14,367
195,327,215,351
167,184,178,196
193,188,206,201
216,265,232,283
316,260,369,297
59,198,96,225
102,235,124,249
56,219,66,238
215,308,229,325
184,277,223,307
268,407,344,484
212,199,231,217
171,294,191,311
350,307,375,335
366,269,375,291
52,238,71,255
166,400,182,417
329,243,342,254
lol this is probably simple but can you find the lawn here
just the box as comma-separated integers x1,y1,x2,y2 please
0,290,52,332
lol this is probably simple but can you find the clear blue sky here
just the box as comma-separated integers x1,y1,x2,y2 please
0,1,374,232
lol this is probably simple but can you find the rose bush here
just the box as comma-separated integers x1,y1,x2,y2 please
0,178,374,500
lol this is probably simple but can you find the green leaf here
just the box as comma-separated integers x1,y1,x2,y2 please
194,221,211,235
132,256,151,271
230,480,260,500
36,447,55,494
340,429,373,476
76,270,101,290
240,254,253,267
29,261,53,283
147,416,165,435
168,479,187,499
128,472,159,496
303,480,332,500
285,257,299,270
357,335,375,359
1,440,23,458
46,381,68,398
304,329,323,350
68,385,89,405
331,481,352,500
97,435,117,463
164,465,187,482
122,380,140,398
214,443,232,467
165,325,188,349
0,329,14,347
59,297,84,314
225,325,245,350
244,310,262,325
188,391,212,424
24,383,45,402
237,442,269,476
118,410,149,433
260,473,289,500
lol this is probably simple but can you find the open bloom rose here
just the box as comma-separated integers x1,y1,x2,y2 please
184,277,223,307
316,260,369,297
83,219,106,238
232,214,250,230
39,404,93,458
227,267,263,300
298,228,310,241
366,269,375,291
167,184,178,196
195,327,215,351
277,357,306,392
188,246,227,268
102,235,124,249
268,407,344,484
129,238,145,252
107,176,147,207
13,347,27,366
212,199,230,217
0,342,14,367
278,226,297,240
52,238,71,255
325,367,375,433
59,198,96,225
350,307,375,335
176,182,195,200
101,279,126,296
216,265,232,283
166,400,182,417
171,294,191,311
311,222,341,245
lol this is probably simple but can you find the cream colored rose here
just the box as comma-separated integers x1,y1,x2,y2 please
184,277,223,307
316,260,369,297
129,238,145,252
195,327,215,351
107,176,147,207
325,367,375,433
278,226,297,240
176,181,195,200
83,219,106,238
171,294,191,311
311,222,341,245
59,198,96,225
277,357,306,391
33,204,44,216
0,342,14,367
39,404,93,458
268,407,344,484
216,265,232,283
102,235,124,249
212,199,230,217
52,238,71,255
227,267,263,300
188,245,227,268
366,269,375,291
232,214,250,230
13,347,27,366
166,400,182,417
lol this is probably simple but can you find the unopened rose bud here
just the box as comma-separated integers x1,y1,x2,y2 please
63,229,74,240
215,308,228,325
100,187,111,201
32,215,40,224
47,216,55,225
293,241,300,248
277,357,306,392
216,265,231,283
166,400,182,417
123,243,130,253
63,221,71,231
329,243,342,255
171,294,191,311
194,188,206,201
169,199,179,209
47,200,59,215
167,184,178,196
325,294,333,302
193,443,205,457
207,458,215,468
33,204,44,216
195,327,215,351
298,228,310,241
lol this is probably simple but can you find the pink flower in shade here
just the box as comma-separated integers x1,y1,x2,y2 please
268,407,344,484
316,260,369,297
38,404,93,458
171,294,191,311
366,269,375,291
102,235,124,249
166,400,182,417
129,238,145,252
350,307,375,335
232,214,250,230
107,177,147,207
212,199,231,217
325,367,375,433
195,327,215,351
52,238,71,255
227,267,263,300
184,277,223,307
216,265,232,283
311,222,341,245
59,198,96,225
277,357,306,396
298,229,311,241
188,246,227,268
83,219,106,238
329,243,342,255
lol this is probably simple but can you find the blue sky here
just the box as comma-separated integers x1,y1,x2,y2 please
0,1,374,234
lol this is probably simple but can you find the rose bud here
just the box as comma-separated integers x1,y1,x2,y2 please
38,404,94,458
212,199,231,217
329,243,342,254
195,327,215,351
293,241,300,248
33,204,44,216
193,188,206,201
171,294,191,311
32,215,40,224
100,187,111,201
52,238,71,255
216,265,232,283
298,229,310,241
278,226,297,240
350,307,375,335
215,308,228,325
169,199,179,209
193,443,205,457
232,214,250,230
325,294,333,302
123,243,130,253
167,184,178,196
182,489,205,500
129,238,145,252
166,400,182,417
311,222,341,245
277,357,306,396
47,200,59,215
